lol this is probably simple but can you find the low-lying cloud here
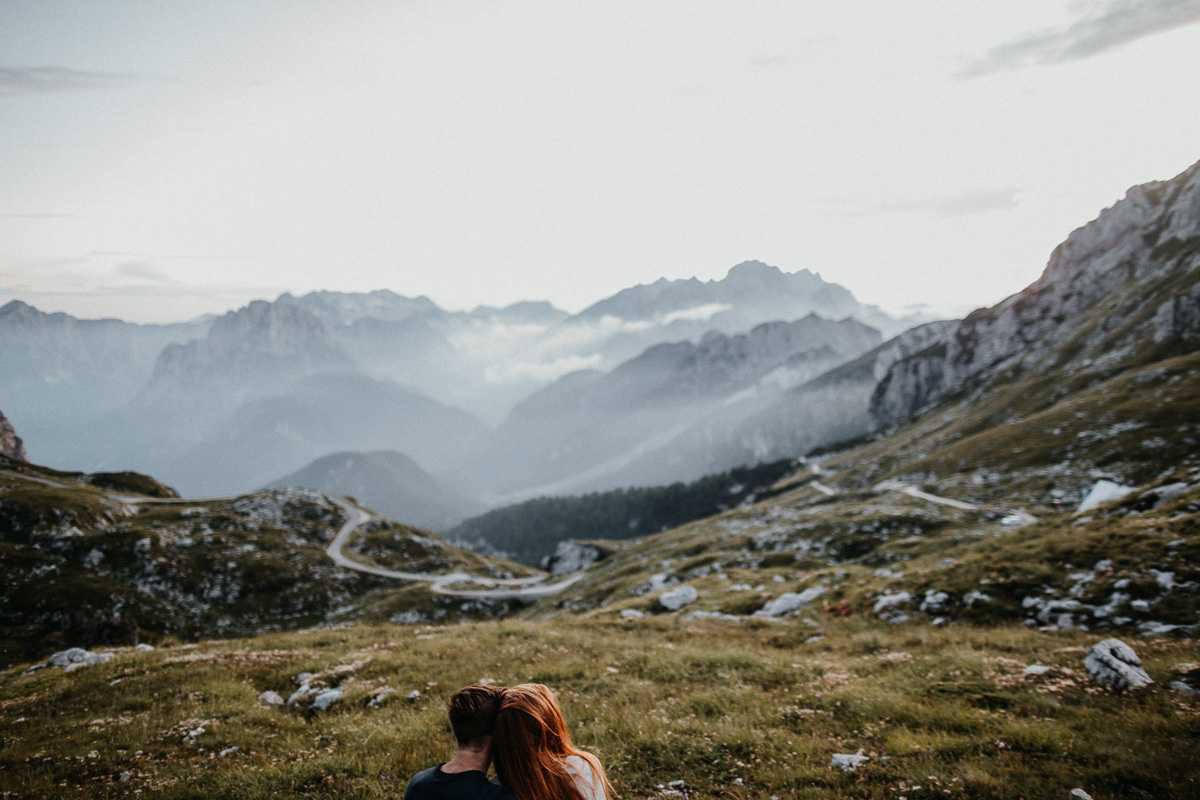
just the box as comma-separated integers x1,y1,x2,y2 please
960,0,1200,78
0,65,148,96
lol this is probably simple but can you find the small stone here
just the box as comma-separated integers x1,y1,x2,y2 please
658,585,698,611
1070,790,1095,800
311,689,343,711
1170,680,1198,695
120,772,131,782
135,643,155,652
407,689,421,700
755,588,826,617
295,672,314,685
258,691,285,706
1024,665,1051,676
620,608,645,620
367,689,397,708
218,746,239,757
830,752,868,771
804,635,825,644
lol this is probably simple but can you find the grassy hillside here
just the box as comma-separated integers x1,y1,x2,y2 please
1,617,1197,799
0,458,535,666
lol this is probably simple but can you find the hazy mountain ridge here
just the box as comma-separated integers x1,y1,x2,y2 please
266,450,485,531
871,159,1200,430
470,313,883,499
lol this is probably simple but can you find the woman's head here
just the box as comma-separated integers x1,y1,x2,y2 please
495,683,572,756
492,683,607,800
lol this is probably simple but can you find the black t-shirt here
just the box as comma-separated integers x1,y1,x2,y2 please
404,765,515,800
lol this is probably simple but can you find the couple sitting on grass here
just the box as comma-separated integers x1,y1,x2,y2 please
405,682,610,800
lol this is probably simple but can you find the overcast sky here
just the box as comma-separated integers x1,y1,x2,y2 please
2,0,1199,324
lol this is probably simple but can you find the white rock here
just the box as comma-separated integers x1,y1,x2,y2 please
1070,790,1094,800
287,684,317,706
1171,680,1198,695
1084,638,1153,691
219,746,239,757
686,610,743,622
1024,665,1051,676
295,672,314,685
963,590,992,606
311,689,343,711
620,609,645,620
135,643,155,651
755,588,826,617
830,752,869,771
919,590,949,613
1077,480,1137,512
258,691,285,706
873,591,912,613
659,585,698,611
363,688,396,709
407,689,421,700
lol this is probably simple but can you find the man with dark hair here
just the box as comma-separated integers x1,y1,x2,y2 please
404,684,514,800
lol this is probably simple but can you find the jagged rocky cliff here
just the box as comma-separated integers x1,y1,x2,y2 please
0,409,26,461
871,159,1200,428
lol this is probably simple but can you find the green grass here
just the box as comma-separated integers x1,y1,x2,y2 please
1,617,1197,799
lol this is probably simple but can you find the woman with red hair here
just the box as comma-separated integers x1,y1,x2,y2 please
492,683,611,800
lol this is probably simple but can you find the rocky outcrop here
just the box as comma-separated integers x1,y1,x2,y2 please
1085,638,1154,691
871,159,1200,429
0,409,26,460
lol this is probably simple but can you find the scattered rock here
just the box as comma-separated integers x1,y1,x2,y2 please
659,585,698,611
755,588,826,617
48,648,115,672
135,643,155,652
1170,680,1197,695
1077,480,1137,512
184,726,205,745
288,684,318,706
1070,790,1095,800
1085,638,1154,691
366,689,397,708
407,689,421,701
295,672,314,685
1024,665,1051,676
873,592,912,614
218,746,239,757
311,688,343,711
620,609,645,620
686,610,743,622
919,590,949,613
542,541,603,575
804,634,825,644
830,752,868,772
258,691,285,706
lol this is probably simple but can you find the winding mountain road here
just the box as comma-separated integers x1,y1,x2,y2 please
325,498,586,600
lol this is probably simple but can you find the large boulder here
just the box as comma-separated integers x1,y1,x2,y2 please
1085,638,1154,690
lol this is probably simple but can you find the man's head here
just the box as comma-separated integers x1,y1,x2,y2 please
447,684,504,752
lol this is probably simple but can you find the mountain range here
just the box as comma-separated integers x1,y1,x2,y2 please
0,260,918,511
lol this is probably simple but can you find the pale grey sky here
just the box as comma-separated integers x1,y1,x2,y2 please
2,0,1199,323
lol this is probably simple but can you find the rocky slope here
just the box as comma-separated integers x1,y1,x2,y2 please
0,409,26,461
872,159,1200,429
0,455,529,666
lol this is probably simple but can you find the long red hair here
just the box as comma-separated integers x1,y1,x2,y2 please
493,684,610,800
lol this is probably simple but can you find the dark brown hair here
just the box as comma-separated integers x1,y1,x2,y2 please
493,683,610,800
447,683,504,750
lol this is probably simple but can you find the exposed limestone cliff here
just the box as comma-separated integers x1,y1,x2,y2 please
0,409,27,460
871,159,1200,429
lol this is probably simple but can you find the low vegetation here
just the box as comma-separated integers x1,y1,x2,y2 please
1,616,1197,799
